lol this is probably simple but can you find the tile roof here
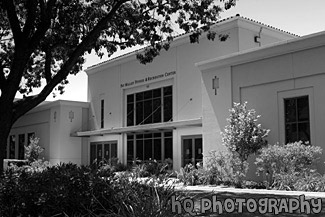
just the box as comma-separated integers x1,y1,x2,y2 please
87,14,298,70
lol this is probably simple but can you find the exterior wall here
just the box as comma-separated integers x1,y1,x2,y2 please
9,101,89,166
232,46,325,174
86,17,295,170
237,19,295,51
200,67,232,159
10,109,51,159
49,104,86,165
199,32,325,178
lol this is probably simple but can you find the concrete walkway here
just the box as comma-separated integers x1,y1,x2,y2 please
177,185,325,199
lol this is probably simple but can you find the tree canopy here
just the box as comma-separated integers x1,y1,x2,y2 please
0,0,237,171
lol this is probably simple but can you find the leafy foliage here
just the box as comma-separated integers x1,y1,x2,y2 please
176,163,206,186
24,136,43,162
0,162,187,216
255,141,323,188
177,152,249,187
0,0,238,172
221,102,270,162
206,150,248,186
0,0,237,98
132,159,170,178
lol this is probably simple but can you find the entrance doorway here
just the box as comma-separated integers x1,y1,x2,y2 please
90,141,117,165
182,136,202,166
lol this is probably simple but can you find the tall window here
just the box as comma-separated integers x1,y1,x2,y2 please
284,96,310,143
100,99,104,128
127,131,173,164
127,86,172,126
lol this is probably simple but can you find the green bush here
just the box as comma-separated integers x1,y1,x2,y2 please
255,141,323,187
0,162,185,216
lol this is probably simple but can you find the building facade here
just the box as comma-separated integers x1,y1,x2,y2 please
78,16,295,170
197,31,325,175
7,100,89,165
12,15,324,175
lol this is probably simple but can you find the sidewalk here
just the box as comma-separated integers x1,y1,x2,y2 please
177,185,325,199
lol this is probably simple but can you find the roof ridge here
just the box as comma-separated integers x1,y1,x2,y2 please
239,15,299,37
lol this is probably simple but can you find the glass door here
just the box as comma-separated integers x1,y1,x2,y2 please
182,136,202,166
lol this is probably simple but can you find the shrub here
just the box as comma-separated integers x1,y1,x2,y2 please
293,172,325,192
221,102,269,162
255,141,322,187
132,159,169,178
7,137,51,173
206,150,249,187
176,163,206,186
0,162,185,216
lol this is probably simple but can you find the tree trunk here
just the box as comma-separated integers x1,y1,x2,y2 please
0,105,14,174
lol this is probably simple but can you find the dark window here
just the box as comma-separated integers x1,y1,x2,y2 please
182,136,203,166
284,96,310,143
127,131,173,164
9,135,15,159
101,99,104,128
126,86,172,126
18,134,25,160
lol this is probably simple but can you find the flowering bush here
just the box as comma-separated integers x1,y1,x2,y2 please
24,137,44,162
8,137,50,173
221,102,270,162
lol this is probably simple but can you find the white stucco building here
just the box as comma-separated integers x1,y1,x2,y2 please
8,15,325,174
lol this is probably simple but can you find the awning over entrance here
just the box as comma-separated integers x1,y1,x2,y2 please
72,118,202,137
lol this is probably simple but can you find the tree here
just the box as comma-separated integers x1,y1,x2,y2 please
0,0,237,172
221,102,270,162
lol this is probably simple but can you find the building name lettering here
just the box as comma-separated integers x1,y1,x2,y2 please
120,71,176,88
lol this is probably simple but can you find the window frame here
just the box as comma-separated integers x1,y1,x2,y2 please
278,88,315,145
126,131,173,164
89,141,118,165
126,85,173,126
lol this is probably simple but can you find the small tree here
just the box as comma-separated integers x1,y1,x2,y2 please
221,102,270,162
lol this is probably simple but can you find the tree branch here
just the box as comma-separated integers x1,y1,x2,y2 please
22,0,37,38
44,48,52,83
12,0,129,121
0,63,7,91
28,0,56,51
4,0,22,43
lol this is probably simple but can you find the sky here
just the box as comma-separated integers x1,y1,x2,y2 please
37,0,325,102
